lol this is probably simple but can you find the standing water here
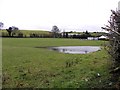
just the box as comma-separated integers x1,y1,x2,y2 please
49,46,101,54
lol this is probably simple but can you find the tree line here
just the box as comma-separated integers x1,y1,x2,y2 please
0,23,106,39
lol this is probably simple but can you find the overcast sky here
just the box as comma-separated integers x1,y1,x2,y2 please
0,0,119,32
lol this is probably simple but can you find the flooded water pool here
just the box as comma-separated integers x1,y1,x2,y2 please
49,46,101,54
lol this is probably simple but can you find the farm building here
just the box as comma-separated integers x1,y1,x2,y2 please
98,35,108,40
87,37,99,40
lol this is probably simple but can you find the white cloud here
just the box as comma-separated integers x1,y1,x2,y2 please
0,0,120,31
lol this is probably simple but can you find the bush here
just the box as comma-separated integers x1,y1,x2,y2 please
102,10,120,88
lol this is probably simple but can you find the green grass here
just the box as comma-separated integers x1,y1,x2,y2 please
1,30,50,37
2,38,111,88
20,30,51,36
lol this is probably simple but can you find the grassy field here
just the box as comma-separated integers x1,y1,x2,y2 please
1,30,51,37
20,30,51,36
2,38,111,88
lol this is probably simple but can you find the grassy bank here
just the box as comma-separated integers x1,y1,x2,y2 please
1,30,51,37
2,38,111,88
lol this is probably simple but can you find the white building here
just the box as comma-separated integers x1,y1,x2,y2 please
98,35,108,40
87,37,98,40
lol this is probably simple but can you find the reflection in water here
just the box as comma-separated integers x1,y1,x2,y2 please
49,46,101,54
85,50,88,54
63,49,66,53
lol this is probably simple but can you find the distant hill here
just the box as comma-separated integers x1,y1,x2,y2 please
0,29,51,37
